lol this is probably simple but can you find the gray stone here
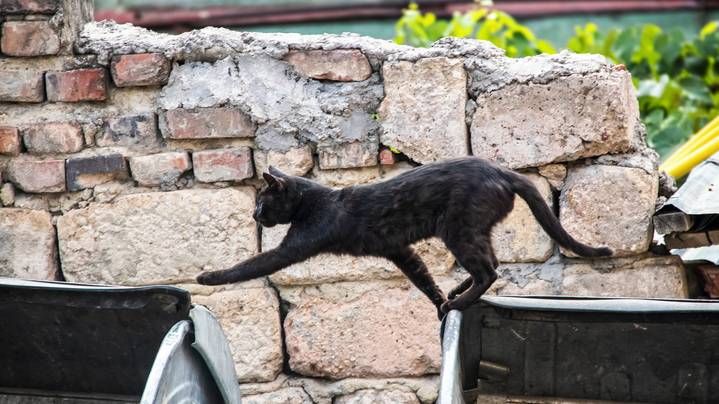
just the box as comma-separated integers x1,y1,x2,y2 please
57,188,257,285
491,174,554,263
188,284,283,382
0,209,57,280
471,70,640,169
379,57,468,163
263,225,453,286
560,164,657,257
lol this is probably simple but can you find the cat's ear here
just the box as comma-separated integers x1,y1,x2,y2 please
263,172,286,190
268,165,286,177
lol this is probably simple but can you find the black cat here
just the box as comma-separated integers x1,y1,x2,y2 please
197,157,611,318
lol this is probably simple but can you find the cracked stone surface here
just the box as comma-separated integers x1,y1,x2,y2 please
57,188,257,285
158,56,382,149
471,69,640,169
241,374,439,404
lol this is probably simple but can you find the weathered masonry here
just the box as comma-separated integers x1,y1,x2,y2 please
0,1,686,402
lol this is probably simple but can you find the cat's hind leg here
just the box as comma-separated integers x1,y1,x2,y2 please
447,248,497,299
387,247,447,320
440,235,498,314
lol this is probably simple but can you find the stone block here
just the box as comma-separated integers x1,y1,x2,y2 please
491,174,554,262
281,280,442,379
57,188,258,285
317,141,377,169
0,209,57,280
0,127,21,156
471,70,639,168
22,122,83,154
6,158,66,193
128,151,191,186
560,164,657,257
190,285,283,382
97,114,159,147
378,57,468,164
253,145,314,177
192,147,253,183
160,108,256,139
1,21,59,56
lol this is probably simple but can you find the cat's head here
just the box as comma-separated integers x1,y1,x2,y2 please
254,166,302,227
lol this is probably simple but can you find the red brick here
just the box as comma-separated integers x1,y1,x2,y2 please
285,49,372,81
378,148,396,165
0,69,44,102
22,122,83,154
161,108,256,139
0,127,21,156
111,53,171,87
46,68,107,102
66,154,128,191
192,147,253,183
1,21,59,57
6,158,66,193
129,152,191,186
0,0,58,14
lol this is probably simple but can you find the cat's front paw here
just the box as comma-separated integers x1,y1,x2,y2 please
196,271,224,285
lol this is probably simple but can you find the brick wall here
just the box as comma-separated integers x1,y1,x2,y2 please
0,1,688,402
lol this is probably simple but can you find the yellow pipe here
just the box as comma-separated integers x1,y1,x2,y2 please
662,132,719,178
664,114,719,165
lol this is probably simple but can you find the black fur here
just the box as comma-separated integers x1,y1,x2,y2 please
197,157,612,318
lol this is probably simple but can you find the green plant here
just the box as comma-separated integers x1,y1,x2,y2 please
394,3,555,57
394,3,719,160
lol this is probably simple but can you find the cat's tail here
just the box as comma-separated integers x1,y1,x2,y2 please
506,171,613,258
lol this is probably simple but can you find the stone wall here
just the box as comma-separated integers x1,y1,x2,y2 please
0,1,688,402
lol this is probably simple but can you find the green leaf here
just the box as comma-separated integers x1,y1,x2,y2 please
701,21,718,39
